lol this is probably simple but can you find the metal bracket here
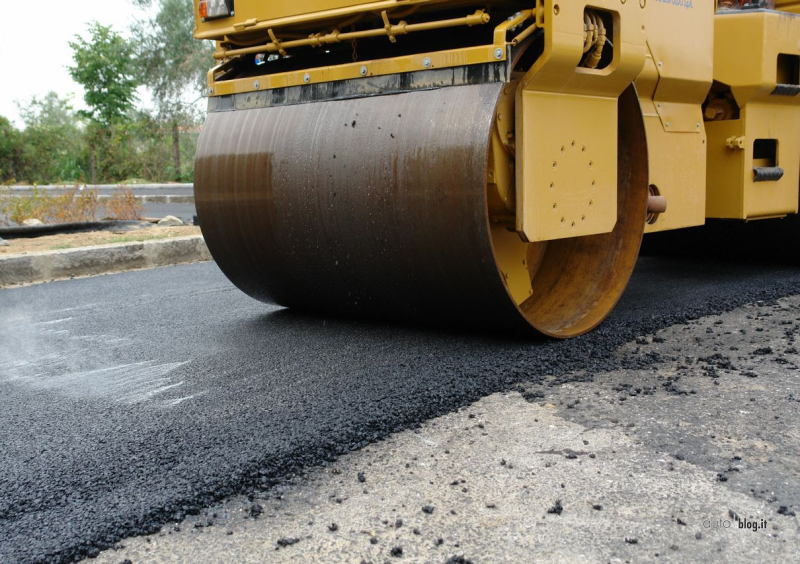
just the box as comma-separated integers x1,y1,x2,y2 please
267,29,286,56
381,11,397,43
726,136,746,150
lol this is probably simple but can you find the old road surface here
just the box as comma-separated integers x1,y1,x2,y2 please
2,252,800,563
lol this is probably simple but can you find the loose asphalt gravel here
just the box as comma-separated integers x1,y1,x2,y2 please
2,245,800,563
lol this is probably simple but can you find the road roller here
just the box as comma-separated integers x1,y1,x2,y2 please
193,0,800,337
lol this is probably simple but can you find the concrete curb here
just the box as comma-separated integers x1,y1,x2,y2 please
0,236,211,288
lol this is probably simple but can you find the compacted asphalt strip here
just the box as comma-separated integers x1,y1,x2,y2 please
2,254,800,563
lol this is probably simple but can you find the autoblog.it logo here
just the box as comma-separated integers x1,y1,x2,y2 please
704,511,767,532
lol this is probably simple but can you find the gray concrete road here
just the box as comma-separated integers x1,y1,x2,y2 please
1,256,800,562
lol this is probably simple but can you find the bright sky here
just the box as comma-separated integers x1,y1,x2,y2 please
0,1,153,127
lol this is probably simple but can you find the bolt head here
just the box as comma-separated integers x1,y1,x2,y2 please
360,65,368,76
208,87,214,95
303,73,311,83
494,48,504,60
422,57,431,68
254,81,260,90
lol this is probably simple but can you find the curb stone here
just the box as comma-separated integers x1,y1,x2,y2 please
0,236,211,288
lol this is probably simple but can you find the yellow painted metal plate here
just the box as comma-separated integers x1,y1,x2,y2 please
516,91,617,242
641,112,707,233
639,52,708,234
519,0,646,97
515,0,644,242
195,0,435,39
706,11,800,220
706,104,800,219
643,0,714,107
642,0,712,133
208,45,505,95
713,11,800,107
776,0,800,13
634,2,711,232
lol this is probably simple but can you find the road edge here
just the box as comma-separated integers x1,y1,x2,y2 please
0,235,211,288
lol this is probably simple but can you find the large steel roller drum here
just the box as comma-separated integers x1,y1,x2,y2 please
195,83,647,336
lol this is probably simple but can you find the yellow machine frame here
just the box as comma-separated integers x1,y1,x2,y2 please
706,11,800,219
195,1,800,241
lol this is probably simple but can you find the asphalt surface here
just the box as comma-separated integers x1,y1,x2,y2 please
140,202,196,223
2,253,800,562
99,292,800,563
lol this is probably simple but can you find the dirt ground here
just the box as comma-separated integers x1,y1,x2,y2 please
0,226,202,256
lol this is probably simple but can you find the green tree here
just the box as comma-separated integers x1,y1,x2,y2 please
0,116,22,182
132,0,213,180
69,23,139,125
69,23,139,182
15,93,86,184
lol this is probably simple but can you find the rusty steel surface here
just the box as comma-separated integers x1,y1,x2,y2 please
195,83,531,331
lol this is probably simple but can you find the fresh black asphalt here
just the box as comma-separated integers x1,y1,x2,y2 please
2,250,800,563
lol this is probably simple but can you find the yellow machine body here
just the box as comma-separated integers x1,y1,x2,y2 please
637,0,713,232
706,10,800,219
193,0,800,337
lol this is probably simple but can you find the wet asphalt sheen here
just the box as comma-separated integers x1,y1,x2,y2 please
2,254,800,563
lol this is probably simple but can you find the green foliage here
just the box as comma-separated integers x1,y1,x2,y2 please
123,111,201,182
2,1,209,189
132,0,213,180
133,0,214,110
68,23,139,126
0,105,202,187
15,93,87,184
0,117,22,182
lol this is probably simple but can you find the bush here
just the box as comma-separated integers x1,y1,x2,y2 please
1,188,99,224
0,187,146,225
104,188,144,220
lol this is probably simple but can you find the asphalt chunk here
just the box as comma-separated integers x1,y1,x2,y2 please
446,557,474,564
276,537,300,548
